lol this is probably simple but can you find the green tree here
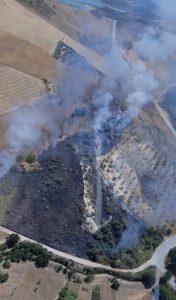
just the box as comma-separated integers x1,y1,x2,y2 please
160,271,172,284
6,234,20,248
142,270,156,289
2,261,11,269
68,270,74,280
166,247,176,275
63,268,68,275
0,272,9,283
159,283,176,300
55,265,63,273
35,253,49,268
110,278,120,291
84,273,95,283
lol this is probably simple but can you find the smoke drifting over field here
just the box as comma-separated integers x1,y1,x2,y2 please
0,0,175,254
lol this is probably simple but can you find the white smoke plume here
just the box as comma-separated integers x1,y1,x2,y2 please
154,0,176,25
136,28,176,61
116,220,144,251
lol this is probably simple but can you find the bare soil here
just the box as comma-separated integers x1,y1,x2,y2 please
0,262,66,300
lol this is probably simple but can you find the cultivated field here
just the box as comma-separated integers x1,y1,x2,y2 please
0,65,45,116
0,262,66,300
0,0,65,54
77,276,152,300
0,32,55,79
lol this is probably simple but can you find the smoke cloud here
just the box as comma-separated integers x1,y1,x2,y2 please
0,1,175,254
136,28,176,61
154,0,176,25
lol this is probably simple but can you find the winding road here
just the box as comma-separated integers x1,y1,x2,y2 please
0,225,176,276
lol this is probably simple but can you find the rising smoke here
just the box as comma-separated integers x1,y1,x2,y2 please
113,0,176,249
0,0,175,250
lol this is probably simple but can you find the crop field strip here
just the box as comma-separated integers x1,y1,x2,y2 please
0,65,45,116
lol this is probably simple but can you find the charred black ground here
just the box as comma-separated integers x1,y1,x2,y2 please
0,140,89,256
0,135,126,257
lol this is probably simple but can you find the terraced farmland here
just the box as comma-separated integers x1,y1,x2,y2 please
0,65,45,116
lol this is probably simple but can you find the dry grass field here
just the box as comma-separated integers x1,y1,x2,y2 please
0,65,45,115
0,32,55,79
78,276,152,300
0,262,66,300
0,0,65,54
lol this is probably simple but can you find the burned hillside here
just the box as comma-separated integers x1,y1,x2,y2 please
0,135,128,257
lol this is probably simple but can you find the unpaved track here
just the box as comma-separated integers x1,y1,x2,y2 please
1,225,176,275
154,102,176,139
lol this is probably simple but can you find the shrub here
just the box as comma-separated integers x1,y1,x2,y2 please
91,285,100,300
166,247,176,275
0,272,9,283
25,152,36,164
110,277,120,290
160,271,172,284
73,275,81,283
2,261,11,269
63,268,68,275
57,284,77,300
84,273,95,283
142,269,156,289
55,265,63,273
6,234,20,248
68,270,74,280
35,253,50,268
159,283,176,300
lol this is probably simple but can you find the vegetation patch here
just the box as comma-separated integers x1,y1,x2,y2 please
2,234,51,268
0,271,9,283
165,247,176,275
91,285,101,300
87,218,125,264
159,283,176,300
57,283,78,300
159,272,176,299
88,226,163,269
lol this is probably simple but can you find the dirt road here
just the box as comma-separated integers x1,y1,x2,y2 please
154,102,176,139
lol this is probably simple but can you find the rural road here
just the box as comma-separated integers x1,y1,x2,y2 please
154,102,176,139
0,225,176,275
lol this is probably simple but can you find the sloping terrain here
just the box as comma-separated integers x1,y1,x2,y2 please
99,104,176,227
0,141,90,256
